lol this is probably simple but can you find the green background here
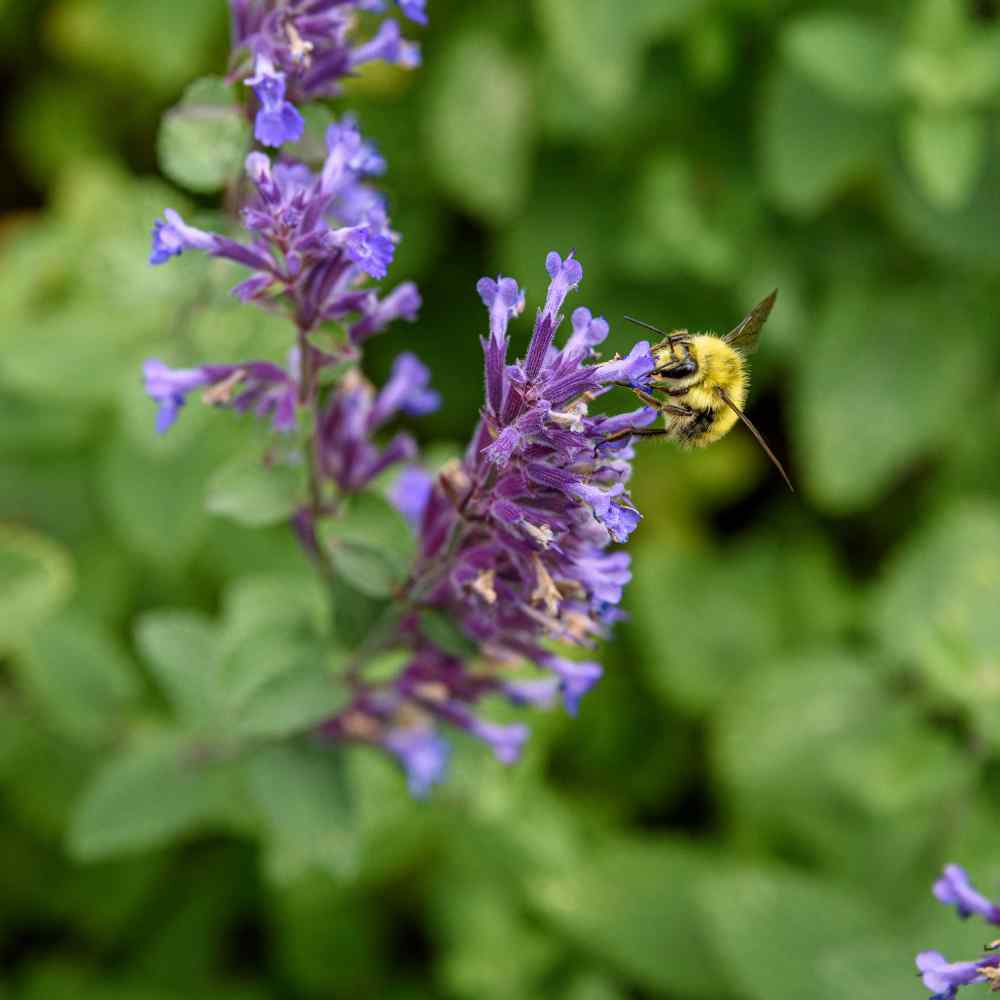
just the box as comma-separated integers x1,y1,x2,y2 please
2,0,1000,997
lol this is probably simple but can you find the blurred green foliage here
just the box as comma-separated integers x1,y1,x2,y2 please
2,0,1000,997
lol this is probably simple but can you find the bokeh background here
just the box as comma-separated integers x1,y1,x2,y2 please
3,0,1000,997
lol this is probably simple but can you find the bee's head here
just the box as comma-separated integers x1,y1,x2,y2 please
649,338,701,391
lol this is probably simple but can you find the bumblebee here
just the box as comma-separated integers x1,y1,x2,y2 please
606,290,793,491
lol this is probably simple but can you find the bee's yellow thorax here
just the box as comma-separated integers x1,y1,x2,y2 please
658,335,749,447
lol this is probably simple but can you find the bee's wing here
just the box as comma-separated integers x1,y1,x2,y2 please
723,289,777,355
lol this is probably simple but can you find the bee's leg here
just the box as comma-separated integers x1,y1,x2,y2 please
601,402,693,445
631,387,664,409
631,387,694,416
601,426,670,444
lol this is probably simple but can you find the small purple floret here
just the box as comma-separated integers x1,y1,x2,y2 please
246,56,305,148
383,727,450,797
934,865,1000,923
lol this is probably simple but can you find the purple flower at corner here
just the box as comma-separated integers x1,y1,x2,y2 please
383,726,449,797
397,0,428,24
246,55,304,148
916,951,1000,1000
934,865,1000,924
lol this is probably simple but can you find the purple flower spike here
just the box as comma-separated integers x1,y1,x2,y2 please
934,865,1000,923
246,56,304,148
916,951,1000,1000
383,727,450,797
318,253,658,792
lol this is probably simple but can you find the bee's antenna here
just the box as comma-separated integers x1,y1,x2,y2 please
624,315,687,346
716,387,794,493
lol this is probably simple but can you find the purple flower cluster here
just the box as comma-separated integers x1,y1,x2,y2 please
230,0,424,147
151,117,417,328
325,253,655,794
147,112,421,438
917,864,1000,999
145,0,660,799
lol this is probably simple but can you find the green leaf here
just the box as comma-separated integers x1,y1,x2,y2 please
425,32,533,223
157,77,251,194
205,456,302,527
69,734,249,860
231,645,349,740
713,654,971,890
699,864,906,1000
322,492,415,598
17,609,142,745
135,610,220,725
794,284,983,511
781,14,899,110
902,108,986,209
98,418,224,572
759,66,891,217
532,837,722,995
244,743,358,883
221,572,328,643
0,525,74,652
536,0,704,115
874,501,1000,727
630,531,852,712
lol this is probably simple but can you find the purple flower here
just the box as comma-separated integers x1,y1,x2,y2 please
350,19,420,70
934,865,1000,924
143,357,299,434
246,55,305,147
149,209,219,265
916,951,1000,999
318,361,437,493
229,1,422,106
372,353,441,424
322,253,658,790
390,465,434,531
397,0,428,25
143,359,212,432
540,655,603,716
466,718,530,764
336,221,396,279
383,726,450,797
149,118,413,338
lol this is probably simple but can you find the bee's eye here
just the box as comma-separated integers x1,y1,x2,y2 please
656,358,697,379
